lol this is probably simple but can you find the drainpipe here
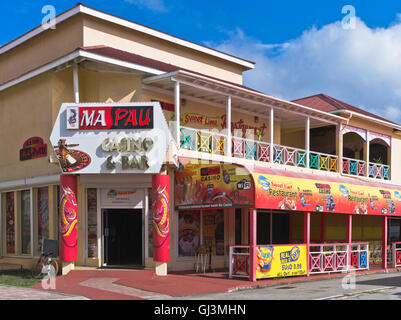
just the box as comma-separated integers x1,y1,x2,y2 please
73,62,79,103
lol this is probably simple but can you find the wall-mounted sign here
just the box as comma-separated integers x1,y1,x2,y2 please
181,113,220,127
151,100,175,112
174,158,254,209
253,168,401,216
50,102,171,174
100,188,144,208
66,106,153,130
20,137,47,161
256,245,307,279
220,115,267,137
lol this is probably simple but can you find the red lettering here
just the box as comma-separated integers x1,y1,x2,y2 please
125,110,138,127
115,109,129,127
139,108,150,126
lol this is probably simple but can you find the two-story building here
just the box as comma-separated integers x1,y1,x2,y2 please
1,3,400,280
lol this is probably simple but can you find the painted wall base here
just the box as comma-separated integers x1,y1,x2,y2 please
155,261,168,276
62,261,75,275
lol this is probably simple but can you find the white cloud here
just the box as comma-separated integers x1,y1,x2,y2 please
123,0,168,13
210,17,401,124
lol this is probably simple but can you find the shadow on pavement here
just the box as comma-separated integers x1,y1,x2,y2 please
357,275,401,287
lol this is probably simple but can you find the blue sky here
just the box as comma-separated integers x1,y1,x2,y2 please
2,1,401,122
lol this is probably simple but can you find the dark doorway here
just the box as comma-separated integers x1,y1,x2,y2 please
272,212,290,244
235,208,242,245
103,209,143,266
389,218,401,242
257,211,271,245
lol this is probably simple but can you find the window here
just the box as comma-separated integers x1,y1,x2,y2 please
177,210,225,258
20,190,32,255
37,187,49,253
178,211,200,257
202,210,224,256
87,188,97,258
5,192,15,254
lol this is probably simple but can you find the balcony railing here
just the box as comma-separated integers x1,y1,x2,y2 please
368,162,390,180
180,126,338,173
342,157,366,177
341,157,390,180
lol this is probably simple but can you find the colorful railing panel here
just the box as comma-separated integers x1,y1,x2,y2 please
179,127,340,173
229,245,250,279
350,243,370,270
368,162,390,180
180,126,227,156
309,152,338,172
309,243,349,275
342,157,366,177
392,242,401,268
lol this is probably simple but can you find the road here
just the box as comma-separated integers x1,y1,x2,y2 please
177,271,401,300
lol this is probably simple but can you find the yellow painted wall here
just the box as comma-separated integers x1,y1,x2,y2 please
82,16,246,85
0,15,84,86
325,214,346,241
281,128,305,149
0,72,61,181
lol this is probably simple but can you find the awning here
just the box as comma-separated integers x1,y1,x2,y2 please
251,167,401,216
175,157,401,216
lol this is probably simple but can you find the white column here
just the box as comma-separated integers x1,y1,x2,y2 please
366,131,370,176
270,107,274,163
305,117,310,168
73,62,79,103
226,96,232,157
174,82,181,144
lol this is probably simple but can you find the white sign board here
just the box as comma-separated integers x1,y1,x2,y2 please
50,102,171,174
100,188,144,208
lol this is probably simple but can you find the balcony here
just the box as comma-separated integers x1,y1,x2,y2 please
142,70,392,181
180,126,339,173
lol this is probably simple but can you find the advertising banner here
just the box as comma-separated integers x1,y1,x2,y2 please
152,174,170,262
59,175,78,262
50,102,171,174
254,169,401,216
256,245,307,279
175,159,254,209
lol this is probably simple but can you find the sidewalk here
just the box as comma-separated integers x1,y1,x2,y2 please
0,284,88,300
26,266,401,300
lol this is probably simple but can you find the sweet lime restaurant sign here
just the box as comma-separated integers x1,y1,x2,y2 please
181,113,219,127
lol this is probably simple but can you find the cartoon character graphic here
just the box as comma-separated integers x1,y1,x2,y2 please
256,246,274,273
258,176,271,191
298,187,311,207
221,165,236,184
339,185,349,197
388,200,395,214
394,191,401,202
178,214,199,257
278,198,296,210
324,195,335,211
369,194,378,210
354,203,367,215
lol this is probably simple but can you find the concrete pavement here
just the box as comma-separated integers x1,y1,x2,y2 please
0,284,89,300
1,267,400,300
